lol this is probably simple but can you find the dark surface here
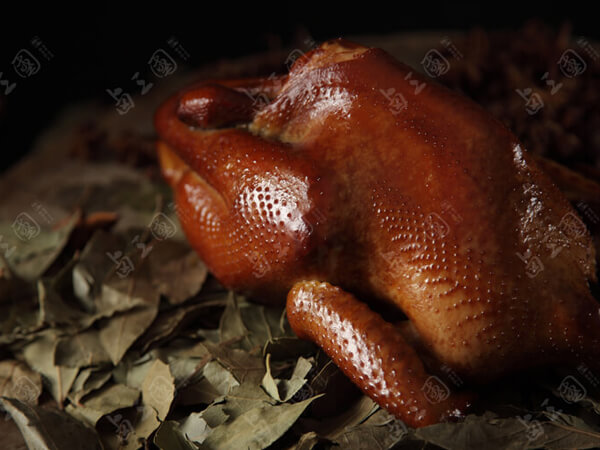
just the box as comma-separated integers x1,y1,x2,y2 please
0,5,598,173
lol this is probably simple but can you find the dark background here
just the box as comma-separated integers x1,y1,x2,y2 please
1,4,598,174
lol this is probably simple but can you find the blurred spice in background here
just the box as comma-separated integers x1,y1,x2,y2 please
438,21,600,172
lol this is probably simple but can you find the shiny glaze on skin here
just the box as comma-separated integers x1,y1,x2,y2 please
155,39,600,427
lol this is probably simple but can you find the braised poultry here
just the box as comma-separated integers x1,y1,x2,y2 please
154,39,599,427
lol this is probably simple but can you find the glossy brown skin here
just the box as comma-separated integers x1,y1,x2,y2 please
155,39,600,427
287,280,473,424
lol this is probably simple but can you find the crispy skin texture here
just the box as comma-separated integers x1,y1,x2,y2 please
287,280,473,427
155,39,599,426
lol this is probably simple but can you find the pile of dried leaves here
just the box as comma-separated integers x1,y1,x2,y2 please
0,138,598,450
1,26,600,450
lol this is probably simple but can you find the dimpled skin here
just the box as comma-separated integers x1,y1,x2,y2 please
155,39,600,427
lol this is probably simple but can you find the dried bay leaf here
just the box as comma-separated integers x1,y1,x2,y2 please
69,230,162,365
261,366,280,404
176,377,221,406
139,305,200,354
0,210,80,282
148,240,208,305
160,406,229,448
179,415,213,445
218,382,275,420
203,360,240,395
200,396,320,450
68,368,112,405
414,411,600,450
0,294,40,345
123,359,176,450
154,420,198,450
203,340,265,384
21,331,79,406
334,409,408,449
173,358,238,407
94,282,155,323
149,340,213,390
99,304,159,366
539,411,600,449
240,301,290,350
0,397,103,450
218,292,248,344
66,383,140,426
0,271,41,345
112,353,156,390
549,384,600,417
262,355,313,403
292,431,325,450
73,230,153,310
219,294,292,353
68,368,93,399
0,360,43,404
168,354,211,388
55,328,112,368
192,327,221,343
72,263,96,313
37,279,87,328
580,397,600,416
299,395,378,441
185,405,229,430
138,298,228,354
